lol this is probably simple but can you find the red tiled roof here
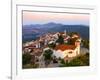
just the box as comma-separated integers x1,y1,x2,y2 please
55,44,76,51
23,45,35,49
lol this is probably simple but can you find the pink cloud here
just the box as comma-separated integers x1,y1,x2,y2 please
23,11,89,25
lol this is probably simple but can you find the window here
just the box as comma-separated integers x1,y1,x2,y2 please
68,51,73,54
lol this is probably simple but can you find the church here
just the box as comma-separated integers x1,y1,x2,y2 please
53,37,81,61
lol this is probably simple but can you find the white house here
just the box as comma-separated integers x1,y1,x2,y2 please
53,39,81,60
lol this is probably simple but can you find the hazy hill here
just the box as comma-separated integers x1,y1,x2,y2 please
22,22,89,42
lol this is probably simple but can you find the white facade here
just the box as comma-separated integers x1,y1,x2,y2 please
53,46,80,59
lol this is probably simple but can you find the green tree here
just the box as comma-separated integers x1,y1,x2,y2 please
60,53,89,67
82,39,89,49
56,35,64,44
43,49,53,66
67,37,78,45
43,49,53,60
22,53,32,65
48,43,56,49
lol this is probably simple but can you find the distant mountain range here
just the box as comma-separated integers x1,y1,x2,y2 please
22,22,89,43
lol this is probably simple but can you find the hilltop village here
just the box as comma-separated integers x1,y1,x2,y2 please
22,30,89,68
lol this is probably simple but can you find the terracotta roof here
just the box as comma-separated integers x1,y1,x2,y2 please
55,44,76,51
23,45,35,49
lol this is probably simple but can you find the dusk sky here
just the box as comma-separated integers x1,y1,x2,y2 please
23,11,90,26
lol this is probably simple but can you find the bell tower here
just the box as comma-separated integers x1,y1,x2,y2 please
75,39,81,55
64,29,67,36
